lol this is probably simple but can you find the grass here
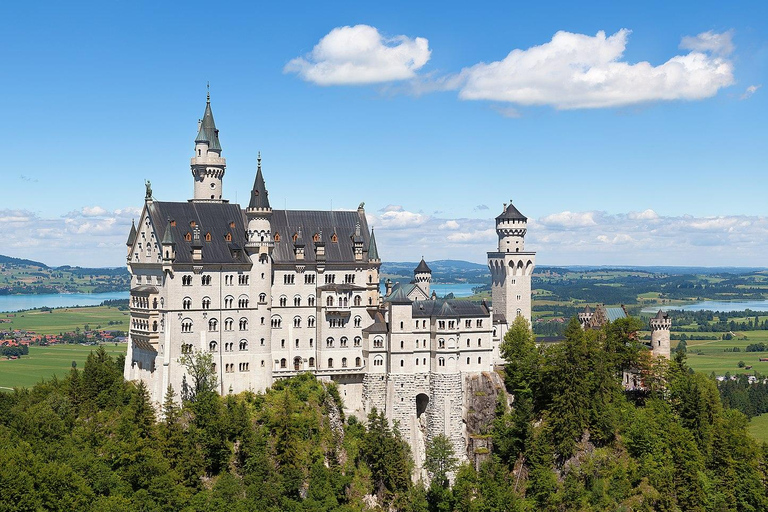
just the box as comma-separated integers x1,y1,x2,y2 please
675,331,768,376
1,305,128,334
748,413,768,444
0,343,127,389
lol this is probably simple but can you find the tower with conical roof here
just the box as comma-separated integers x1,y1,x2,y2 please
414,257,432,296
649,310,671,359
487,201,536,346
191,92,227,202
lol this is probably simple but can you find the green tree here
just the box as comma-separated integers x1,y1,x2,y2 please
424,434,458,487
178,349,218,402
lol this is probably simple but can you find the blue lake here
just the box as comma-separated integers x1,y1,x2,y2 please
0,292,130,313
430,283,485,298
641,300,768,313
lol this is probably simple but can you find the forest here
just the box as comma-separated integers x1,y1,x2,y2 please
0,317,766,511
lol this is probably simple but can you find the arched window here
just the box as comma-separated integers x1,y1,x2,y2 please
355,357,361,367
308,295,315,306
354,336,361,347
326,337,334,348
271,316,282,328
439,357,445,367
224,318,233,330
209,318,217,331
293,316,301,328
202,297,211,309
239,340,248,351
354,316,362,327
309,357,315,367
354,295,361,306
342,357,347,368
152,320,157,332
279,296,287,307
209,340,217,351
280,358,286,369
183,297,192,310
307,316,315,328
181,319,193,333
374,337,383,348
294,295,301,307
340,336,348,347
328,358,334,368
259,293,266,303
327,296,334,307
239,318,248,330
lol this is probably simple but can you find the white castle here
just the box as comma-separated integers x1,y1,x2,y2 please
124,95,536,464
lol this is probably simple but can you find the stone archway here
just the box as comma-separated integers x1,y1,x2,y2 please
416,393,429,419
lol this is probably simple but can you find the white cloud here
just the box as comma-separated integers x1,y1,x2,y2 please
539,211,597,227
628,209,659,220
680,30,734,56
285,25,431,85
741,84,762,100
439,220,460,230
451,29,735,109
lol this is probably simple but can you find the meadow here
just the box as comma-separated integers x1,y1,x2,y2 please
1,305,128,334
675,330,768,376
748,413,768,444
0,343,127,389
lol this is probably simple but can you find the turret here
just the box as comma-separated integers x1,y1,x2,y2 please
496,201,527,253
245,153,273,256
126,219,137,258
161,219,176,263
352,222,364,261
191,92,227,202
368,228,380,263
650,310,671,359
414,257,431,296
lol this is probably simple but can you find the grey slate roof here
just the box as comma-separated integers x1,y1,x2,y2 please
385,284,413,304
161,219,175,245
414,258,431,274
148,201,249,264
496,203,527,221
195,95,222,152
654,310,668,320
126,220,137,246
604,307,628,322
412,299,490,319
368,228,379,260
271,209,374,265
362,310,389,334
248,158,270,210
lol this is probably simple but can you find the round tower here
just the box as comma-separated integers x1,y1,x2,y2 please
414,257,431,296
496,201,527,253
649,310,671,359
191,92,227,202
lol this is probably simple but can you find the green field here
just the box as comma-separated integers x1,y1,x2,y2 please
674,331,768,376
0,343,127,389
1,305,128,334
748,413,768,444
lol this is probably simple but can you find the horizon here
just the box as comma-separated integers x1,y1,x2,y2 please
1,1,766,267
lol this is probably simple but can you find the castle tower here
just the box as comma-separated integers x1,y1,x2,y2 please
245,153,274,390
487,201,536,328
649,310,671,359
414,257,432,296
191,92,227,202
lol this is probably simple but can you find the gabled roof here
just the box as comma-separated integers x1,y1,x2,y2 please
605,307,628,323
496,203,527,221
368,228,379,260
248,155,270,210
362,310,389,334
412,299,490,319
195,94,222,151
385,284,413,304
414,257,431,274
126,220,137,246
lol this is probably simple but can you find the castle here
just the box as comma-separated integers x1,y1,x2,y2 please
123,95,536,464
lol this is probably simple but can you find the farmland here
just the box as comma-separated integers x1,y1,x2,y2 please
0,343,127,390
1,305,128,334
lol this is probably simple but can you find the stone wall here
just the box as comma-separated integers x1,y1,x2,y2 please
429,372,466,463
464,371,506,468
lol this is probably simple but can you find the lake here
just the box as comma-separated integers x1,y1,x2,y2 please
641,300,768,313
0,292,130,313
378,282,485,298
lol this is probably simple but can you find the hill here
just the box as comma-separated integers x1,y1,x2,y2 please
0,254,129,295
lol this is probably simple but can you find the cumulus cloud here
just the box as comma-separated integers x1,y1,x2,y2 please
0,206,140,266
628,209,659,220
439,220,460,230
741,84,762,100
285,25,431,85
680,30,734,56
539,211,597,228
454,29,735,109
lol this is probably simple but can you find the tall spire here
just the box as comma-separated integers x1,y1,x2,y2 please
368,228,379,261
195,91,221,152
248,152,270,210
126,219,137,246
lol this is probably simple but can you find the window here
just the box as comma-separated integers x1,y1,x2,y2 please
328,358,334,368
467,357,470,364
326,337,334,348
354,316,362,328
224,296,233,308
280,358,286,369
400,359,404,367
283,274,295,285
478,338,482,347
208,318,217,331
478,357,482,364
239,318,248,330
202,275,211,285
209,340,217,351
516,308,522,317
340,337,348,348
439,357,445,366
438,321,445,329
225,342,233,352
374,356,383,366
308,295,316,306
467,339,470,347
324,274,336,284
279,296,287,307
477,319,483,327
465,319,471,328
307,316,315,328
182,275,192,286
260,338,265,346
295,339,299,348
294,296,301,307
374,337,383,348
182,297,191,310
181,343,192,354
342,357,347,368
355,357,361,367
305,274,315,284
181,319,193,333
309,357,315,367
225,318,233,330
293,316,301,328
354,336,361,347
438,339,445,349
259,293,266,303
449,321,455,329
239,340,248,351
327,296,334,307
238,297,249,308
271,316,282,328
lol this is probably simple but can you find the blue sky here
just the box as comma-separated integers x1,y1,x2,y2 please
1,0,766,267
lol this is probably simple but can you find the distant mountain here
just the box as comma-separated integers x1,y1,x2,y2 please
0,254,48,268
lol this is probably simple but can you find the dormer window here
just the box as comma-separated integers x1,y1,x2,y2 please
293,233,298,242
331,233,338,243
190,221,196,227
225,233,232,242
170,220,176,227
229,221,235,229
313,233,320,242
185,232,192,242
205,232,211,242
274,232,280,242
